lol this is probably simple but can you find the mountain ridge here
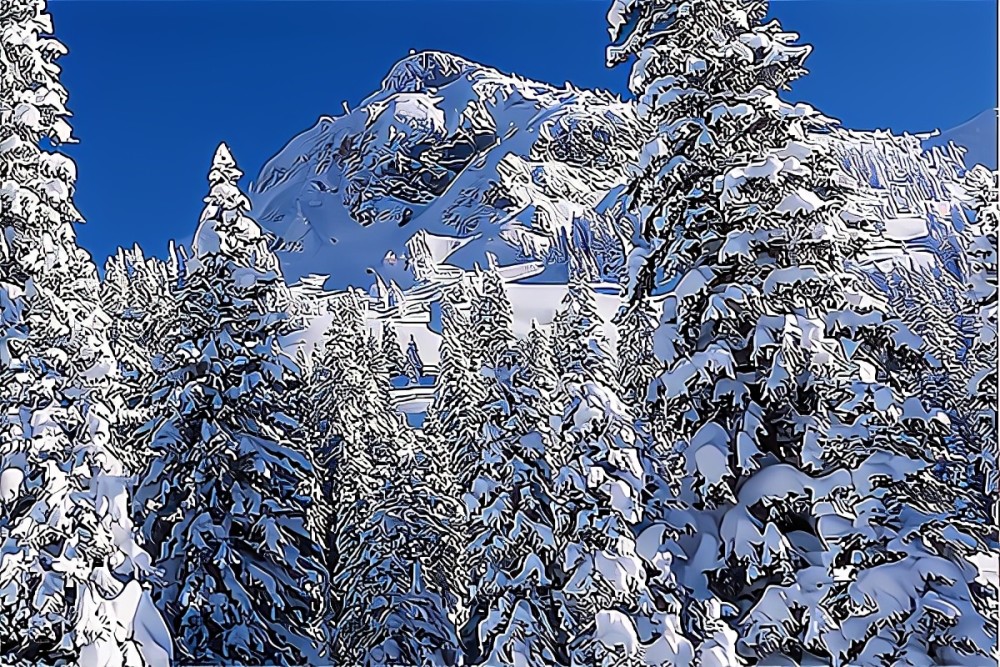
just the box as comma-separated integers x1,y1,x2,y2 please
244,49,646,292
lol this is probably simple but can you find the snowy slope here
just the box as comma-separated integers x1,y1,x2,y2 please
923,108,998,170
248,51,647,291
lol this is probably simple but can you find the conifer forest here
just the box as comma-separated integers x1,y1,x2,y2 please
0,0,997,665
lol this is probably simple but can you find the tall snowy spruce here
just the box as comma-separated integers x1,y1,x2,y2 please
304,290,402,517
460,285,571,663
615,293,659,406
132,144,326,665
608,0,996,664
962,165,998,499
470,262,516,368
424,282,490,498
0,1,171,664
380,319,407,381
547,270,694,666
330,462,463,667
297,291,461,665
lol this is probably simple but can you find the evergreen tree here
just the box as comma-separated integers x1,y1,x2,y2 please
548,277,690,666
133,145,325,665
380,320,407,380
470,264,516,367
298,289,462,664
461,329,568,666
551,266,616,388
608,0,996,662
101,244,181,475
404,333,426,383
963,165,998,500
0,1,171,663
331,465,462,666
615,293,659,406
424,282,490,499
307,291,404,514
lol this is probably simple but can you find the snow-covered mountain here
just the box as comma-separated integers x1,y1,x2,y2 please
248,50,648,291
923,108,998,170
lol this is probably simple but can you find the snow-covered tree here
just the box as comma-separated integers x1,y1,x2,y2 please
963,165,998,499
608,0,996,662
331,465,462,666
460,328,568,666
0,1,171,663
470,263,516,367
551,266,616,389
380,320,407,380
306,291,406,513
132,144,325,665
101,243,181,474
296,288,464,662
424,282,490,498
548,276,691,666
404,332,426,383
615,293,659,406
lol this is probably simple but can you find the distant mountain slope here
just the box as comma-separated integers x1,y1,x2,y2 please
923,108,998,170
247,50,648,291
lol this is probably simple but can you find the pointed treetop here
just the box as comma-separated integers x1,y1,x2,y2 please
192,143,268,260
213,142,235,165
208,142,243,188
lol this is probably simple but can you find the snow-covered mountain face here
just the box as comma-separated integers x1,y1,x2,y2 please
923,108,998,171
249,51,648,291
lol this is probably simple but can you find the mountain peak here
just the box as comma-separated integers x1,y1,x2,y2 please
380,50,483,94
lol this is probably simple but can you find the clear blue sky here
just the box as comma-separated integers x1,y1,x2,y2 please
50,0,998,265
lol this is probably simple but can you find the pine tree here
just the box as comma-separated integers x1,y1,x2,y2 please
380,320,407,380
615,293,659,406
608,0,996,662
307,291,403,514
551,265,616,393
460,328,568,666
331,465,462,666
298,289,462,663
0,1,171,663
404,333,426,383
470,264,516,367
963,165,998,500
548,276,690,666
101,244,181,475
133,145,325,665
424,282,490,498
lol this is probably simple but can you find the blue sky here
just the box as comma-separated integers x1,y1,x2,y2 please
51,0,998,265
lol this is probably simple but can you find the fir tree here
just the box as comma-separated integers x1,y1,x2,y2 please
101,244,181,475
307,291,403,514
963,165,998,500
380,320,407,380
470,264,516,368
424,282,490,499
0,1,170,663
615,293,659,406
404,333,426,383
299,289,462,663
133,145,325,665
331,465,462,666
460,330,568,666
548,277,690,666
608,0,996,662
551,264,617,393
